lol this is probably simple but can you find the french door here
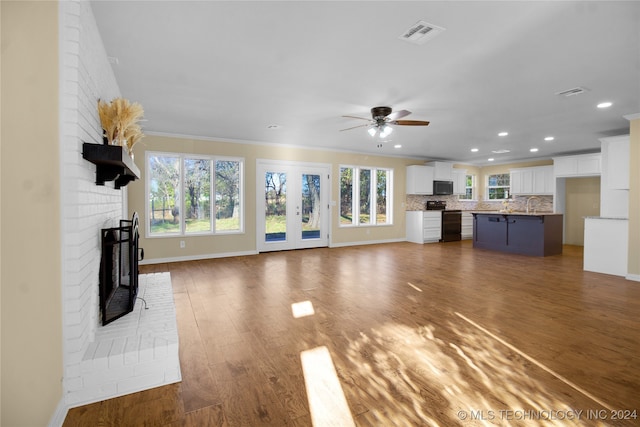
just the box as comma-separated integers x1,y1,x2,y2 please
257,160,330,252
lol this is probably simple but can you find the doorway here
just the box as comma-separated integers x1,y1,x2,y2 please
257,160,330,252
564,177,601,245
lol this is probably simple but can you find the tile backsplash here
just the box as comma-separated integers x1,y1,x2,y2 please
406,194,554,212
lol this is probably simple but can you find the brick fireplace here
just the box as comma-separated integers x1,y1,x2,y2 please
59,1,180,410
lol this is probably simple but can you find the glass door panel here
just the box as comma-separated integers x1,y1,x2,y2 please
264,171,287,242
301,174,321,240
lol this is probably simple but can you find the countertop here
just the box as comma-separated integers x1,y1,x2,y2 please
584,216,629,220
406,209,562,216
470,211,561,216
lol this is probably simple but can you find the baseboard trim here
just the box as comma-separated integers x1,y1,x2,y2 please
48,398,69,427
141,240,414,263
626,273,640,282
139,250,259,265
330,238,406,248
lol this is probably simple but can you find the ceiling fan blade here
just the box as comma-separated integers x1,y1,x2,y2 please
342,115,373,122
392,120,430,126
386,109,411,121
339,123,371,131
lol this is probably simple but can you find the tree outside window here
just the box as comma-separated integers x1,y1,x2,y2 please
340,166,393,226
459,174,475,200
339,167,353,225
148,153,243,236
216,160,241,231
487,173,510,199
148,155,181,234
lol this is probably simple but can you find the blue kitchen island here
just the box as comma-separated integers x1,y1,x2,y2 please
472,212,564,256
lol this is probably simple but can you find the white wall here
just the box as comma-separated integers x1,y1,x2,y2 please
59,0,123,411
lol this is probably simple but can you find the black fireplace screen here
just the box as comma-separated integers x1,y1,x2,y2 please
99,212,143,325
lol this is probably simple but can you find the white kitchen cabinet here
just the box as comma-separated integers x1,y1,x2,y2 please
406,165,434,195
601,135,630,190
584,217,628,276
406,211,441,243
509,166,553,195
553,153,601,177
599,135,629,218
452,168,467,195
461,212,473,240
425,161,453,181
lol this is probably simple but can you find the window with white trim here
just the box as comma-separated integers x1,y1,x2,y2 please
147,152,244,236
487,173,510,200
340,166,393,226
459,174,475,200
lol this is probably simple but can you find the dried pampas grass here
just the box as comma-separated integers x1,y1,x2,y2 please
97,97,145,155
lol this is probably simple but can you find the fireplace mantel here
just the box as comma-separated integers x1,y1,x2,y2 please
82,143,140,189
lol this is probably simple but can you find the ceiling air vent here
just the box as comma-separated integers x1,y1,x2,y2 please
399,21,445,45
555,87,588,97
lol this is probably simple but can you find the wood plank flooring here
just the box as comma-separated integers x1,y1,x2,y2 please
63,241,640,426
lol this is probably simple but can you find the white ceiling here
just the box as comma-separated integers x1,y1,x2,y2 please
91,1,640,165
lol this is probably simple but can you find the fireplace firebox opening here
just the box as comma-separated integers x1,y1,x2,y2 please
99,212,143,325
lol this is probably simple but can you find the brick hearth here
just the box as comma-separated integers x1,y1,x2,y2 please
66,273,181,406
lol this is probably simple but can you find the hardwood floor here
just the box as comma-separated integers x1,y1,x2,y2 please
63,241,640,426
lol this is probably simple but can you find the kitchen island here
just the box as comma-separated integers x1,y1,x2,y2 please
472,212,563,256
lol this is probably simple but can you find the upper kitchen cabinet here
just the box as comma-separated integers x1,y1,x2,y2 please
452,168,467,195
553,153,601,177
599,134,629,218
425,161,453,180
600,135,630,190
406,165,434,195
510,166,554,195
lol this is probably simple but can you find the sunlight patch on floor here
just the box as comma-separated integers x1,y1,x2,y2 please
300,346,356,427
407,282,423,292
341,316,606,425
454,311,614,411
292,300,315,318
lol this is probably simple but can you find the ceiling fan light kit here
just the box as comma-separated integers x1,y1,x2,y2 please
341,106,430,146
368,124,393,139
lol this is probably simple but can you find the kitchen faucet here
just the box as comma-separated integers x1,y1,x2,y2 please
526,196,540,214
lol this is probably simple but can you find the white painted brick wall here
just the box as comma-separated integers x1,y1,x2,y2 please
59,1,181,410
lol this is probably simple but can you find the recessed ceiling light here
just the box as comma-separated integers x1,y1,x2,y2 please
498,132,508,137
394,144,402,149
597,101,613,109
530,148,539,152
470,148,479,152
544,136,555,141
488,158,495,162
491,149,510,154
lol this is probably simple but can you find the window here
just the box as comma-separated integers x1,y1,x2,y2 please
487,173,510,200
459,174,475,200
340,166,393,226
147,152,243,236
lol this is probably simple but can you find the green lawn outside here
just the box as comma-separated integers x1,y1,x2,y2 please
150,216,240,234
266,215,319,233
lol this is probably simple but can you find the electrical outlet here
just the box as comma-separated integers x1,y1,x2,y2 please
180,240,185,248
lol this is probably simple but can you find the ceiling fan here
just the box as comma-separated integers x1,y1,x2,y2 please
340,106,430,140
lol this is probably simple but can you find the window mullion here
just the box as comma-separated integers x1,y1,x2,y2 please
371,169,377,225
180,155,186,235
214,158,217,234
353,167,359,226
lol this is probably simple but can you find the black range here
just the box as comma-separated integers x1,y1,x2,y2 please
425,200,462,242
